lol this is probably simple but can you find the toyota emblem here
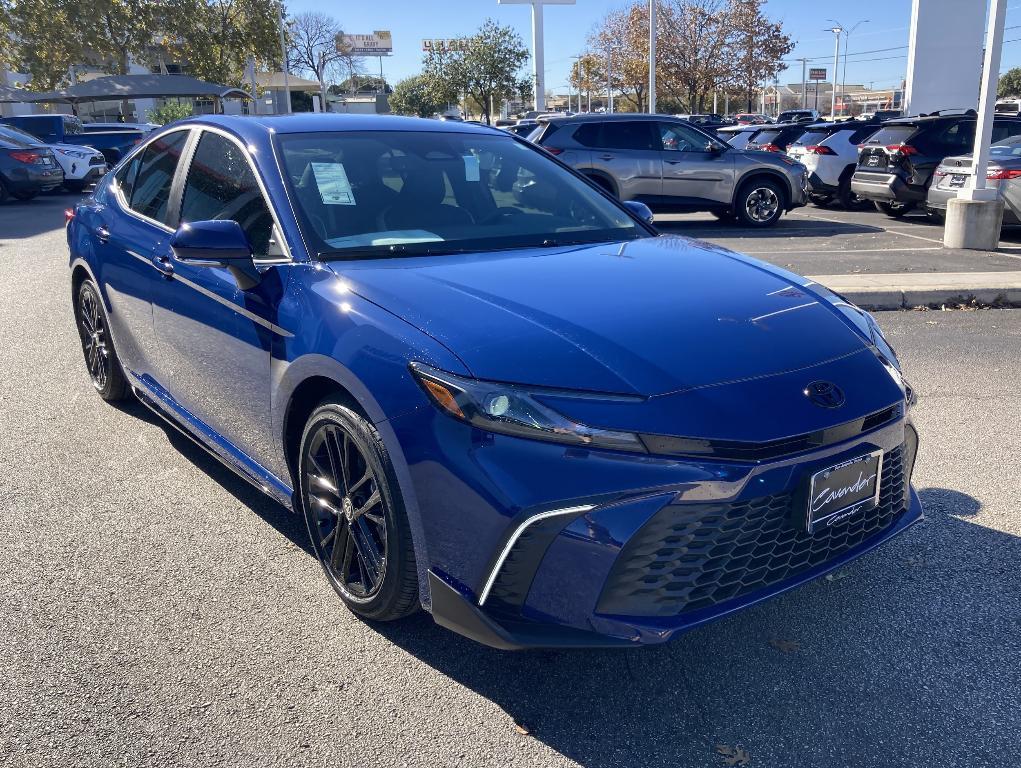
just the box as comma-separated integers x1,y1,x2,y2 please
804,381,845,408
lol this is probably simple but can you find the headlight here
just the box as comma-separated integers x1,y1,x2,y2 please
410,363,647,453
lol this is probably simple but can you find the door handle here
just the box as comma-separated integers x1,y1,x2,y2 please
95,226,110,243
151,254,174,278
665,159,683,165
599,154,615,161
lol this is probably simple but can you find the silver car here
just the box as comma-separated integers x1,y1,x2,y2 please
528,114,807,226
926,135,1021,223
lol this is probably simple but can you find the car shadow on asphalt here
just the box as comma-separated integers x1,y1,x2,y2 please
107,396,314,559
370,487,1018,768
0,191,84,241
654,216,885,239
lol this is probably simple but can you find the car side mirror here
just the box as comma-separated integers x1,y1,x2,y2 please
706,142,722,154
170,219,261,289
623,200,655,226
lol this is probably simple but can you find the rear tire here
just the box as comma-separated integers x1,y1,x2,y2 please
298,402,419,622
734,178,785,227
74,279,129,401
809,193,832,207
837,176,870,210
875,200,915,218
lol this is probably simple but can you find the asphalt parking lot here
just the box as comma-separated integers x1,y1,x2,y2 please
2,193,1020,768
656,205,1021,276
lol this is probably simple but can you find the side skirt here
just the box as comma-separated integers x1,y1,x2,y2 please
128,371,295,510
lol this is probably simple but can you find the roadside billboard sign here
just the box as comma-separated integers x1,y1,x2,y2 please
339,31,393,56
421,38,470,54
809,68,827,81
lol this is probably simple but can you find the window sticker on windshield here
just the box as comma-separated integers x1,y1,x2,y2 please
463,154,480,182
311,162,356,205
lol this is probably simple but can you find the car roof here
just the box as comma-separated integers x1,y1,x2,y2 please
536,113,670,124
176,113,506,139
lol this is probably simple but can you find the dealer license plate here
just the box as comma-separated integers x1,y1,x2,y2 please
806,450,883,533
949,174,967,188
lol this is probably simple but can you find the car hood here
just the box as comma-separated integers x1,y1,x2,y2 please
329,237,870,396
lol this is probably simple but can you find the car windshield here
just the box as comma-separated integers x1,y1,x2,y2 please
0,124,44,147
276,130,644,258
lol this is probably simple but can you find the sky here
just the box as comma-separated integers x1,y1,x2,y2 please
288,0,1021,96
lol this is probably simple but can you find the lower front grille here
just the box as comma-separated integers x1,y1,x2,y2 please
597,445,908,618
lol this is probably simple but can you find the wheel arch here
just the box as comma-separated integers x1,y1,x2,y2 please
276,357,433,607
734,170,792,208
580,168,618,197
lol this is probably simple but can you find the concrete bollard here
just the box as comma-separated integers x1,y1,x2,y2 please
943,197,1005,250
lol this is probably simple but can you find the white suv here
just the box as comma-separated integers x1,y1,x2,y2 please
786,120,882,209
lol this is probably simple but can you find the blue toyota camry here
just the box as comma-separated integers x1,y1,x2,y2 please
67,114,921,649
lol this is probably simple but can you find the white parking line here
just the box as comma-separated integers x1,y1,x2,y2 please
796,211,946,245
742,247,942,255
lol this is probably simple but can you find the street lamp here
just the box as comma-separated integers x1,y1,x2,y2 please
828,18,869,118
824,25,842,119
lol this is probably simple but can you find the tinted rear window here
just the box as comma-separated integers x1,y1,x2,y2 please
792,129,832,146
863,125,918,145
750,129,782,144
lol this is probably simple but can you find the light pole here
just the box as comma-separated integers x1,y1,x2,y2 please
277,1,291,114
605,47,613,113
829,18,868,118
648,0,657,113
499,0,576,113
825,25,842,118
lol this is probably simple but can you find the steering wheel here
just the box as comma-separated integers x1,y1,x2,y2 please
479,208,524,225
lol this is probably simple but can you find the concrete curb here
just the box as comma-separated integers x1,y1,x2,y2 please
807,271,1021,311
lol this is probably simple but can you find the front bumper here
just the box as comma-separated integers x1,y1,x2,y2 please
850,171,926,204
397,389,921,649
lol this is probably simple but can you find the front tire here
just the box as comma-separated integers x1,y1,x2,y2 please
75,279,129,400
298,402,419,622
12,190,37,201
734,179,785,227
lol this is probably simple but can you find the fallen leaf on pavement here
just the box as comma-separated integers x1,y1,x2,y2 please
769,638,801,653
513,722,531,736
716,744,751,766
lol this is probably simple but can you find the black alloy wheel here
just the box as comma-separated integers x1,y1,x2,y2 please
75,280,128,400
299,403,418,621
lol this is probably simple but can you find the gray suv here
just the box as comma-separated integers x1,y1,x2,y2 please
528,114,807,227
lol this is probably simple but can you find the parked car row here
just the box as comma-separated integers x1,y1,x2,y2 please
0,114,152,202
525,113,808,227
506,107,1019,231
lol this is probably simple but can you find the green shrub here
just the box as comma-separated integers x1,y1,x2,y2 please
146,102,194,125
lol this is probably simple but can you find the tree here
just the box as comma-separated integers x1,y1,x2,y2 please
999,67,1021,99
569,53,604,111
589,3,650,112
389,74,445,117
165,0,280,87
422,19,530,124
658,0,734,112
9,0,86,89
287,11,353,108
727,0,793,111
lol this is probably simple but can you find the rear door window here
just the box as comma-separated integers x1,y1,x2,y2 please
658,122,712,152
129,130,190,225
180,130,276,257
575,121,656,151
935,121,975,152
